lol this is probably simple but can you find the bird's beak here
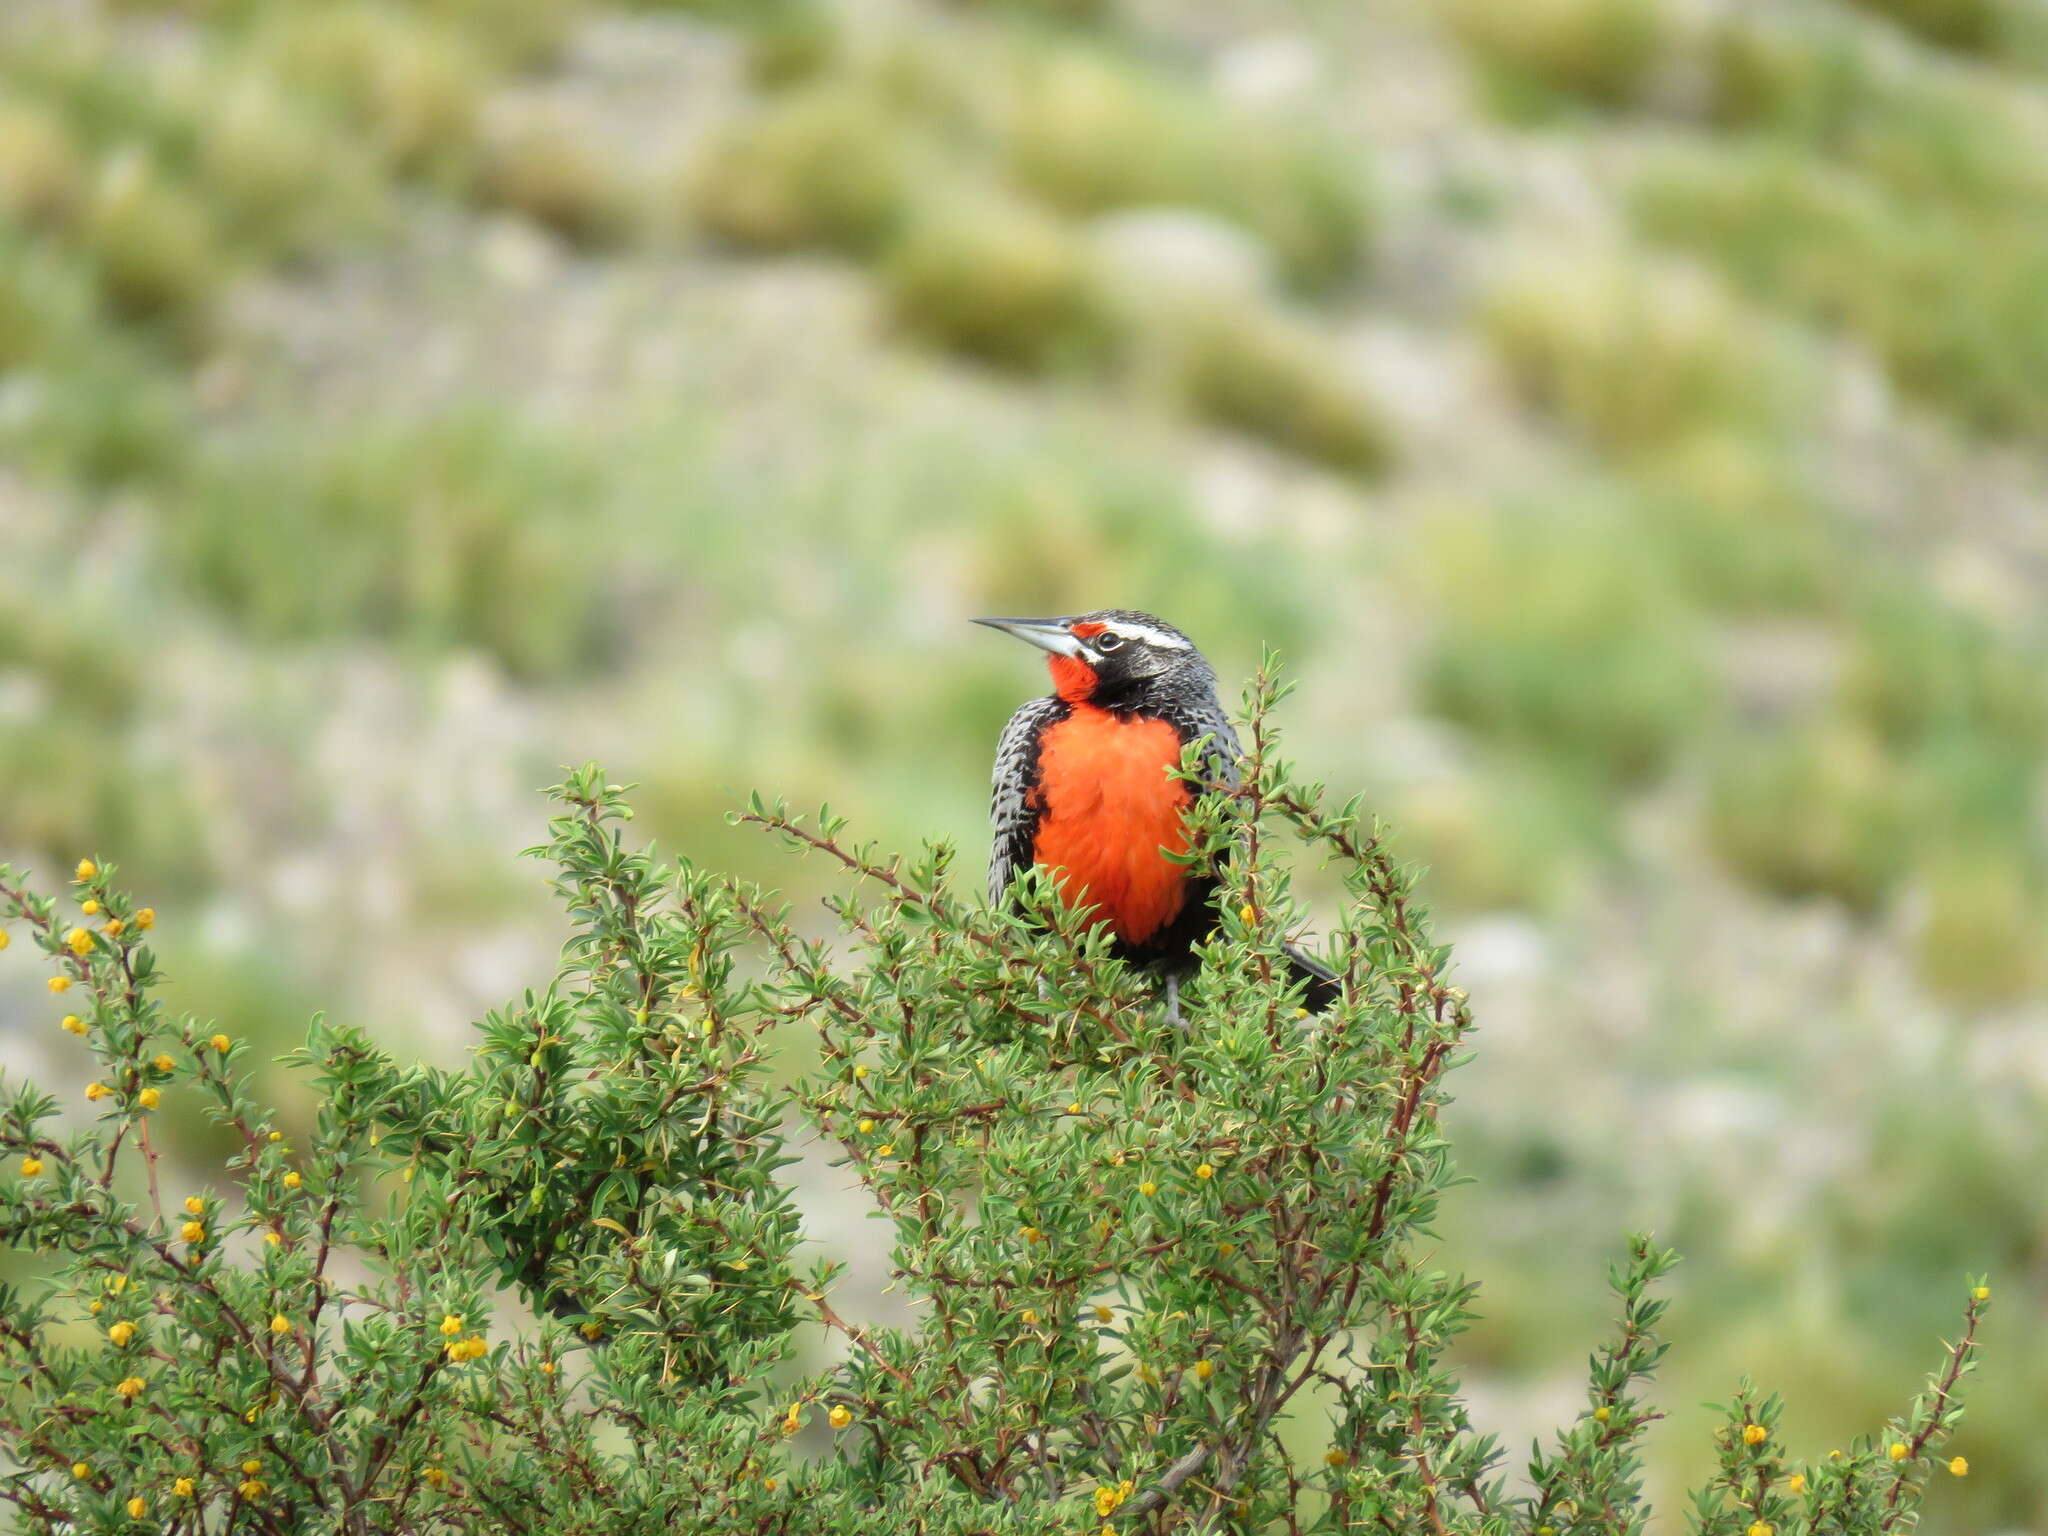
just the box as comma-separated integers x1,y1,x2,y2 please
973,616,1086,658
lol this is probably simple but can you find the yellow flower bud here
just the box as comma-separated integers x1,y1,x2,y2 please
210,1034,231,1053
84,1081,109,1101
1195,1163,1214,1181
1786,1473,1806,1493
1194,1359,1214,1380
242,1460,262,1476
184,1195,205,1215
1020,1225,1042,1243
127,1497,146,1518
1747,1524,1772,1536
1972,1285,1990,1302
73,1462,91,1480
1743,1424,1768,1446
18,1156,42,1177
115,1375,146,1399
50,975,72,993
853,1064,867,1078
441,1314,464,1336
539,1360,555,1375
875,1143,894,1157
1138,1180,1157,1196
1889,1442,1910,1462
66,927,93,957
1218,1241,1236,1256
1067,1101,1083,1114
1593,1406,1610,1423
135,909,155,930
174,1478,195,1497
239,1478,266,1499
1325,1449,1349,1468
424,1467,448,1488
782,1406,802,1434
81,900,100,916
1094,1305,1113,1324
270,1315,292,1336
153,1055,174,1072
1238,904,1255,923
76,859,97,881
1949,1457,1968,1477
856,1119,875,1135
137,1088,160,1110
263,1231,282,1246
109,1321,136,1346
102,919,124,937
90,1300,103,1314
283,1171,302,1189
181,1221,205,1244
828,1405,852,1429
62,1015,86,1035
1022,1308,1039,1325
0,930,8,950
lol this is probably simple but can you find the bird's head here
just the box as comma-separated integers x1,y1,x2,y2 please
975,610,1216,709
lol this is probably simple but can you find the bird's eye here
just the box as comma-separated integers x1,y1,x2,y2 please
1094,632,1126,653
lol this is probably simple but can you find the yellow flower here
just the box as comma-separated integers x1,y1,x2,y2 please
1020,1225,1043,1243
181,1221,206,1244
1593,1406,1611,1423
76,859,97,881
73,1462,92,1480
1094,1305,1113,1324
1786,1473,1806,1493
239,1478,266,1499
875,1143,894,1157
782,1405,802,1434
62,1015,86,1035
1095,1483,1127,1517
85,1081,109,1101
270,1315,292,1336
153,1054,174,1072
1889,1442,1910,1462
18,1156,42,1177
50,975,72,994
185,1195,205,1215
210,1034,231,1053
1067,1101,1083,1114
66,927,93,957
137,1088,160,1110
1138,1180,1157,1197
1194,1359,1214,1380
90,1300,103,1314
135,908,155,930
81,900,100,916
1021,1309,1038,1325
579,1321,604,1341
283,1170,302,1189
856,1119,875,1135
441,1314,464,1336
1218,1241,1236,1256
1238,904,1255,923
263,1231,282,1247
127,1497,146,1518
108,1321,137,1346
1949,1457,1968,1477
115,1375,146,1399
1195,1163,1214,1181
268,1130,283,1141
828,1405,853,1429
853,1064,868,1078
1748,1524,1772,1536
102,919,124,938
1743,1424,1768,1446
108,1275,126,1293
242,1460,263,1476
1972,1285,1990,1302
423,1466,448,1488
174,1478,196,1497
539,1360,555,1375
0,930,8,950
763,1477,777,1491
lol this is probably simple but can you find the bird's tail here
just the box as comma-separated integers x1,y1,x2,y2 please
1285,944,1342,1013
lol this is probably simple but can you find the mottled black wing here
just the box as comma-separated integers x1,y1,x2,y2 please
988,694,1068,907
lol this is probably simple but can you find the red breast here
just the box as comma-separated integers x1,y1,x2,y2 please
1030,703,1191,946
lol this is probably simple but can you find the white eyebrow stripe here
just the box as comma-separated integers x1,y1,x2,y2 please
1105,622,1190,649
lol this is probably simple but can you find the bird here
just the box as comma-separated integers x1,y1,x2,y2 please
977,609,1339,1016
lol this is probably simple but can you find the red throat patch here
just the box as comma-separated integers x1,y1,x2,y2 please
1047,653,1098,702
1030,705,1192,946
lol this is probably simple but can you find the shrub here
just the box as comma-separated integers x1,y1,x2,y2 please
1418,505,1718,785
1001,47,1369,289
1443,0,1672,110
77,149,226,334
0,98,84,230
1167,299,1388,475
1482,248,1788,455
1914,851,2047,1006
1706,721,1912,910
191,66,386,257
880,192,1113,370
0,682,1992,1533
165,411,616,680
474,110,636,247
257,2,485,181
685,83,921,255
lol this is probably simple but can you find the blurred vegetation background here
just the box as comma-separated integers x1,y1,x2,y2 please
0,0,2043,1526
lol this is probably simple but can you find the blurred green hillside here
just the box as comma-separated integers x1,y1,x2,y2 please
1,0,2044,1527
